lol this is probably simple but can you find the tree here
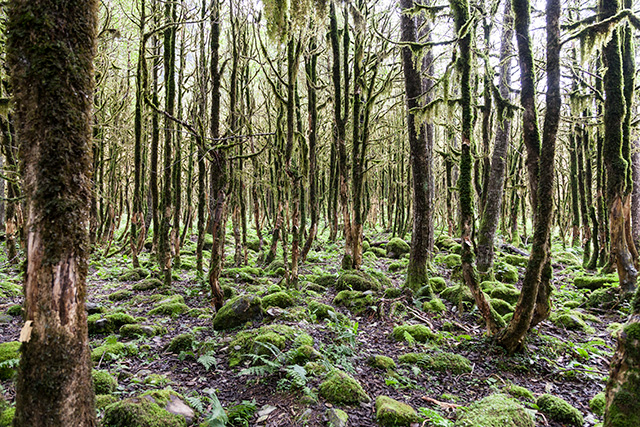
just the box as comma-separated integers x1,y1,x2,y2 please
7,0,98,424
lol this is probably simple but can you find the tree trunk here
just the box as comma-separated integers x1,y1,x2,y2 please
8,0,98,424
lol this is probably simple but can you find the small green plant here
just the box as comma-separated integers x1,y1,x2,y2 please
199,389,228,427
227,400,257,427
418,407,453,427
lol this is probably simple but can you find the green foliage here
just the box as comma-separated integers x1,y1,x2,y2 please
536,394,583,426
391,324,436,343
226,400,257,427
589,392,605,417
92,369,118,395
0,407,15,427
0,341,20,380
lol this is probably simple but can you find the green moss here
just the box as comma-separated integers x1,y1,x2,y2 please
369,247,387,258
132,278,163,291
102,396,186,427
319,369,370,405
503,384,534,402
391,324,436,343
586,288,619,309
262,291,294,309
293,333,314,347
119,268,150,282
495,262,519,284
550,311,594,334
148,299,189,316
449,243,462,254
435,235,457,251
333,290,377,313
455,393,534,427
0,407,15,427
398,352,428,364
0,341,20,380
429,277,447,293
426,352,472,374
388,261,407,272
574,275,617,290
375,395,421,426
212,295,263,330
289,345,322,364
440,284,474,305
589,392,605,417
7,304,23,316
385,287,403,298
91,341,138,363
308,300,336,320
504,254,529,268
314,274,337,288
490,298,515,316
92,369,118,395
108,290,134,302
386,238,411,259
167,333,194,353
227,325,296,366
144,374,172,387
89,312,138,335
367,355,396,370
336,270,381,291
443,254,462,268
96,394,119,410
536,394,584,426
423,298,447,313
304,361,328,376
490,284,520,305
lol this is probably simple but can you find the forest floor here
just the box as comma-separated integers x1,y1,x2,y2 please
0,229,627,427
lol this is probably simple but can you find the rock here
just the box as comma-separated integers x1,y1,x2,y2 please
574,275,617,290
589,392,605,417
92,369,118,395
289,345,322,364
503,384,534,402
319,370,370,405
435,234,457,251
536,394,583,426
333,290,377,313
315,274,337,288
212,295,263,330
490,284,520,305
91,341,138,363
308,301,336,321
133,278,164,291
429,277,447,293
504,254,528,268
391,324,436,343
422,298,446,313
326,408,349,427
440,284,474,305
102,397,186,427
398,352,428,364
336,270,381,292
426,352,472,374
85,302,103,314
120,324,161,338
586,288,620,309
375,395,420,426
88,312,137,335
490,298,514,316
262,291,294,309
455,393,534,427
367,355,396,370
164,394,194,424
167,333,194,353
6,304,23,316
495,262,519,284
442,254,462,268
386,237,411,259
108,290,133,302
118,267,150,282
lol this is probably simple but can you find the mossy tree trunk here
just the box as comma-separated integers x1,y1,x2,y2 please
195,0,207,275
498,0,560,352
8,0,98,424
450,0,502,335
476,0,514,277
400,0,431,293
601,0,637,293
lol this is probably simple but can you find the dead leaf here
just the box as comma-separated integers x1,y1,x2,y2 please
19,320,33,343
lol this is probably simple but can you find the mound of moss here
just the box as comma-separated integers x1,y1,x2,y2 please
227,324,298,367
423,298,446,313
442,254,462,269
490,283,520,305
148,295,189,317
503,384,534,402
586,288,619,309
367,355,396,370
315,274,337,288
120,324,164,338
96,395,119,410
167,333,194,353
495,262,519,284
91,340,138,363
391,324,436,343
102,397,186,427
88,312,137,335
435,235,457,251
319,370,370,405
7,305,23,316
386,238,411,259
490,298,514,316
589,392,605,417
212,295,263,330
375,395,421,426
262,291,294,309
398,352,428,364
333,290,377,313
119,268,150,282
0,341,20,380
440,284,474,305
429,277,447,293
336,270,381,292
426,352,472,374
133,278,163,292
307,300,337,321
503,254,529,268
108,290,133,302
93,369,118,395
574,275,617,291
455,393,534,427
0,407,15,427
536,394,583,426
550,311,594,334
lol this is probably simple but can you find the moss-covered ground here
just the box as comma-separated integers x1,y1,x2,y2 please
0,228,625,426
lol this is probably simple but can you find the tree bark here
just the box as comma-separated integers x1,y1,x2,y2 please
8,0,98,424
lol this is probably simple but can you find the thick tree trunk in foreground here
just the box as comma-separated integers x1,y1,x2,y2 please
476,0,513,276
498,0,559,353
400,0,431,293
8,0,98,425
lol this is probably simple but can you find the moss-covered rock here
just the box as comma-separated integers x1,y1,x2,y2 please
7,304,23,316
96,394,119,410
398,352,428,364
574,275,617,290
388,261,407,272
333,290,377,313
367,355,396,370
93,369,118,395
91,340,138,363
307,300,336,321
442,254,462,268
326,408,348,427
385,287,403,298
88,312,138,335
490,284,520,305
132,278,163,292
119,267,150,282
490,298,515,316
319,369,370,405
435,235,457,251
550,311,594,333
589,392,605,417
167,333,194,353
495,262,519,284
262,291,294,309
386,238,411,259
423,298,447,313
504,254,529,268
455,393,534,427
108,290,133,302
148,296,189,317
503,384,534,402
336,270,381,292
212,295,263,330
440,284,474,305
586,288,619,309
375,395,421,426
0,341,20,380
426,352,472,374
429,277,447,293
315,274,337,288
289,345,322,364
102,397,186,427
536,394,583,426
119,324,162,338
369,246,387,258
0,407,15,427
391,324,436,343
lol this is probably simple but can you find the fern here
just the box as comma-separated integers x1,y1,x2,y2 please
201,389,228,427
185,395,205,413
286,364,307,388
198,353,217,371
0,358,19,370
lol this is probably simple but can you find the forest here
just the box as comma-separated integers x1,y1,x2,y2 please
0,0,640,425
